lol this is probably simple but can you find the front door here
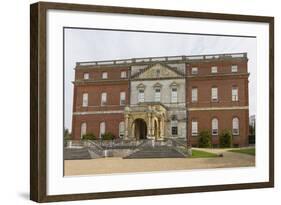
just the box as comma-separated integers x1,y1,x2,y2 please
134,119,147,139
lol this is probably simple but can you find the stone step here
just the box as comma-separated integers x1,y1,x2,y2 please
64,148,91,160
124,146,185,159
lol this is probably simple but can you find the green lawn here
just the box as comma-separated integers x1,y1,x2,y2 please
191,149,218,158
228,148,255,156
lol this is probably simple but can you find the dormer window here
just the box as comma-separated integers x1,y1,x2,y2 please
211,66,218,73
191,67,198,75
102,72,108,79
83,73,89,80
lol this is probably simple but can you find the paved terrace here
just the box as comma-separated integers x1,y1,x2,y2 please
75,52,247,67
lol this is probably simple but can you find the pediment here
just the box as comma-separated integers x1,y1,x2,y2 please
131,63,184,79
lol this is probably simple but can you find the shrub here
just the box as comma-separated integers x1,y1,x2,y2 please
101,132,115,140
219,130,232,148
64,129,71,140
81,133,96,140
198,130,212,148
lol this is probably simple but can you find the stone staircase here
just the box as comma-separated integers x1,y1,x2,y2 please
64,148,91,160
124,145,186,159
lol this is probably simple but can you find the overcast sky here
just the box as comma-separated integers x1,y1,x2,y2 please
64,28,256,131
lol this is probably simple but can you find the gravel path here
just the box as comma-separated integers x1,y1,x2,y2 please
64,149,255,176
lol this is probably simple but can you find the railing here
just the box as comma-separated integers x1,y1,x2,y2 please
76,53,247,67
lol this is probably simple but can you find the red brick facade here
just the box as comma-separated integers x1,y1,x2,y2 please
71,53,250,147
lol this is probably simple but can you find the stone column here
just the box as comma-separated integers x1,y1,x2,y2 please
125,114,129,139
147,113,152,138
160,116,165,139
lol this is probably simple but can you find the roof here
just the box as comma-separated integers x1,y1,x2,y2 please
75,52,248,68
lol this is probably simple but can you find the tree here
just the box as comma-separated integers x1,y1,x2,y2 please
219,130,232,148
64,129,71,140
198,130,212,148
81,133,96,140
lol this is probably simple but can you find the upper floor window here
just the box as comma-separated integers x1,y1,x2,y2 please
211,87,218,102
99,122,106,138
171,87,178,103
102,72,108,79
83,73,89,80
121,71,127,78
192,87,198,102
192,120,198,136
154,88,161,102
191,67,198,75
120,91,126,105
138,89,145,103
212,118,218,135
232,86,239,101
119,121,125,138
211,66,218,73
232,117,239,135
101,92,107,106
171,119,178,135
80,122,87,138
231,65,238,73
82,93,88,107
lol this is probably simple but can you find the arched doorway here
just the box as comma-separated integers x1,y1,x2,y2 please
133,119,147,139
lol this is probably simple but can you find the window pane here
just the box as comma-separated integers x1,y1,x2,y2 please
82,93,88,107
211,66,218,73
100,122,105,137
212,118,218,135
192,121,198,136
192,88,198,102
155,88,161,102
80,122,87,138
191,67,198,74
83,73,89,79
119,121,125,138
171,88,177,103
232,118,239,135
120,92,126,105
231,65,238,72
138,90,144,102
121,71,127,78
101,92,107,105
232,87,238,101
211,87,218,101
102,72,108,79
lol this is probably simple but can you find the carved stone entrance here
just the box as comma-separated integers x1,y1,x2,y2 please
133,119,147,139
124,103,167,140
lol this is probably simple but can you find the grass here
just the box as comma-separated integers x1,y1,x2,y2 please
228,147,255,156
191,149,218,158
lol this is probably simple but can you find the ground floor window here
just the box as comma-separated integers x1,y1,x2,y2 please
212,118,218,135
171,120,178,135
232,117,239,135
119,121,125,138
191,120,198,136
80,122,87,138
99,122,106,137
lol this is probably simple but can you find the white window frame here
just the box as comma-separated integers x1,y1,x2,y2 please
138,89,145,103
120,91,126,105
83,72,89,80
102,72,108,79
232,86,239,101
191,120,198,136
119,121,125,138
212,118,218,135
99,122,106,138
171,87,178,103
120,71,127,78
231,65,238,73
101,92,107,106
232,117,239,135
154,88,161,102
80,122,87,138
82,93,88,107
211,66,218,73
211,87,218,102
192,87,198,102
191,67,198,75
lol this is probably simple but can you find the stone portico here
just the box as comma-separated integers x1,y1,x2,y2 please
124,103,167,140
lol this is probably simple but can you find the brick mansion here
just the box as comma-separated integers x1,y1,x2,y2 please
71,53,250,147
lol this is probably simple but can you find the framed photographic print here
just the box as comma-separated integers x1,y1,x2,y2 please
30,1,274,202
